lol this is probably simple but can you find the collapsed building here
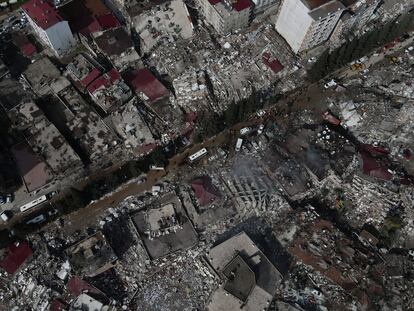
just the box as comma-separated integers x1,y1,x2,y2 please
66,232,118,278
131,191,198,259
86,68,132,113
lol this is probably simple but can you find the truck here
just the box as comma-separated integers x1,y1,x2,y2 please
235,138,243,152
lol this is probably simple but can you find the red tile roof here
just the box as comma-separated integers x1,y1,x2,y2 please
78,16,102,36
262,52,284,74
22,0,62,30
123,68,169,103
0,241,32,275
97,13,120,29
20,43,37,57
232,0,251,11
359,145,392,181
80,68,101,88
58,0,114,36
185,111,197,123
208,0,221,4
86,68,120,94
49,299,66,311
134,143,157,157
67,276,101,297
191,176,220,206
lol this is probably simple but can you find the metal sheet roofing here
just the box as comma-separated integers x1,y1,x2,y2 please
123,68,169,103
86,68,120,94
232,0,252,11
191,176,221,206
0,241,32,275
22,0,62,30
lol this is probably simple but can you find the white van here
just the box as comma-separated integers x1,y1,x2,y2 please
235,138,243,152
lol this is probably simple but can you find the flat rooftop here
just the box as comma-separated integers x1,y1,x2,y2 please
302,0,333,10
133,0,194,52
23,57,71,96
94,27,134,57
207,232,282,311
11,141,52,192
309,0,345,19
132,192,198,259
223,255,256,302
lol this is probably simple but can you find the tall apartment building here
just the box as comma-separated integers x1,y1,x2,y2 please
198,0,252,34
341,0,380,34
275,0,345,53
22,0,76,56
251,0,278,16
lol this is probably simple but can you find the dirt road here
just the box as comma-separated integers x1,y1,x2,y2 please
59,82,332,234
25,35,414,234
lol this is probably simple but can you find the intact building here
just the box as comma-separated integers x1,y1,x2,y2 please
198,0,252,34
251,0,278,16
22,0,76,56
207,232,282,311
338,0,380,36
275,0,345,53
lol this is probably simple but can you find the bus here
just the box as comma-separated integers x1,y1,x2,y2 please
20,195,47,212
188,148,207,163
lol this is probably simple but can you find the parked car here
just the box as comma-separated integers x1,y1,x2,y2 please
235,138,243,152
256,110,266,117
0,211,10,222
150,165,164,171
257,124,265,135
240,127,252,136
324,79,337,88
6,194,13,203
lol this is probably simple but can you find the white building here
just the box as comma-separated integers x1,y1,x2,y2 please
275,0,345,53
198,0,252,34
22,0,76,56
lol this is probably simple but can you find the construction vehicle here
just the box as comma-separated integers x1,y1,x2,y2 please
350,63,364,71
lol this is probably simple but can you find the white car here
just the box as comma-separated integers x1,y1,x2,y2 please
0,211,9,222
324,79,337,88
150,165,164,171
235,138,243,152
256,110,266,117
240,127,252,136
257,124,265,135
